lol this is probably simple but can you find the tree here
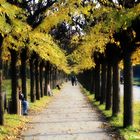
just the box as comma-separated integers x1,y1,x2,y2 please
39,60,44,97
29,53,36,102
35,54,40,100
0,34,4,125
100,59,107,104
9,49,19,114
20,48,28,100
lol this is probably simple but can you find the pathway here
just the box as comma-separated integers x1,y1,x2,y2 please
21,82,112,140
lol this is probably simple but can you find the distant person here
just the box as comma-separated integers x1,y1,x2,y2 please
22,98,29,115
71,75,77,86
75,76,78,85
47,83,53,96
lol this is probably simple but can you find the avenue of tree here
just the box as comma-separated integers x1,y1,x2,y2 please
0,0,139,131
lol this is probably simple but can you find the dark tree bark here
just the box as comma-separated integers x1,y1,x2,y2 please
95,62,100,101
123,52,133,127
52,67,55,89
117,29,134,127
35,55,40,100
10,49,19,114
0,35,4,125
49,64,52,89
20,48,27,100
39,60,44,97
112,61,120,116
105,63,112,110
92,69,96,93
29,55,35,102
44,62,49,96
3,60,9,79
89,69,94,94
100,62,107,104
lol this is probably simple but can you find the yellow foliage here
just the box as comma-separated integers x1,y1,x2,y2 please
29,31,70,73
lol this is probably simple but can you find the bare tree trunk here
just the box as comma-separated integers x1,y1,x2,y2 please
40,61,44,97
89,69,94,94
35,56,40,100
92,69,95,94
44,62,49,96
95,62,100,101
123,53,133,127
105,63,112,110
0,35,4,125
3,60,9,79
49,65,52,89
20,48,27,100
100,62,107,104
10,49,19,114
112,61,120,116
30,55,35,102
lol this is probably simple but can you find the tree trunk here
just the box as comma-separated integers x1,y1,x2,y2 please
105,63,112,110
44,62,49,96
91,69,95,94
20,48,27,100
10,49,19,114
35,56,40,100
3,60,9,79
95,62,100,101
52,67,55,89
89,69,94,94
30,56,35,102
0,35,4,125
40,61,44,97
123,53,133,127
49,65,52,89
112,61,120,116
100,62,107,104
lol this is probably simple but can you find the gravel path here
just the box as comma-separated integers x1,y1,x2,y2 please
21,82,112,140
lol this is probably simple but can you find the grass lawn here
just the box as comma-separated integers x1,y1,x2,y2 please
133,77,140,86
81,88,140,140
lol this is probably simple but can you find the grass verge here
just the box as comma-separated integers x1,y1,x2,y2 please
0,86,60,140
81,87,140,140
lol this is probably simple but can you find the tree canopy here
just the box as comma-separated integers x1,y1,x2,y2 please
0,0,139,73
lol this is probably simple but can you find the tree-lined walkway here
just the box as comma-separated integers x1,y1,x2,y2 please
21,82,112,140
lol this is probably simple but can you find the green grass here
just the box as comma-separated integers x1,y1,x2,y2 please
133,77,140,86
2,79,11,99
81,87,140,140
0,79,61,140
0,114,28,140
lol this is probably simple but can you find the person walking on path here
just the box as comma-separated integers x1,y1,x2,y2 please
71,75,77,86
21,82,114,140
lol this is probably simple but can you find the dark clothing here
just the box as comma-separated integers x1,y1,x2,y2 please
71,76,77,86
56,84,61,90
22,99,29,115
19,92,24,100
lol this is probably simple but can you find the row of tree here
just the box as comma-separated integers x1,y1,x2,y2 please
0,0,69,125
74,1,140,128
